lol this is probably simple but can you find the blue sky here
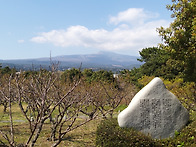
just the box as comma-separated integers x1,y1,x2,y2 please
0,0,173,59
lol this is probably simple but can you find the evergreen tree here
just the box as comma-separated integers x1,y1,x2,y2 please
157,0,196,82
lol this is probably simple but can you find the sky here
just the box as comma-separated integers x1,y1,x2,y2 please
0,0,174,60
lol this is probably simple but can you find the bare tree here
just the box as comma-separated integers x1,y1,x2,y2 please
48,80,99,146
16,69,99,146
15,71,61,146
0,74,15,147
84,78,129,119
0,74,11,113
0,68,134,146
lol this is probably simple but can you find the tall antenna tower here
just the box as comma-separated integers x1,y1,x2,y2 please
50,50,52,64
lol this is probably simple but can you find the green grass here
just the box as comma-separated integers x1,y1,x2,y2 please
0,104,27,126
0,104,101,146
1,104,195,147
0,120,101,146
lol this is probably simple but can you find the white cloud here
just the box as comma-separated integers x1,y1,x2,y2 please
18,39,25,43
31,8,170,54
108,8,159,26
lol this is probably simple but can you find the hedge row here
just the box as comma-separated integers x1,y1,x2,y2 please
96,116,196,147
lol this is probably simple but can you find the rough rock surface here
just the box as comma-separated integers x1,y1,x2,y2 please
118,77,189,139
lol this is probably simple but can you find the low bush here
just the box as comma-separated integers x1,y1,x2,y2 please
161,111,196,147
96,118,160,147
96,115,196,147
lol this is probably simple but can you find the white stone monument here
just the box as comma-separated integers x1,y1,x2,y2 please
118,77,189,139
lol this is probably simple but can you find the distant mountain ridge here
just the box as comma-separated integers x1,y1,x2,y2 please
1,51,142,71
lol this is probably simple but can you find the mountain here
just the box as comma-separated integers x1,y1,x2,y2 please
1,51,142,71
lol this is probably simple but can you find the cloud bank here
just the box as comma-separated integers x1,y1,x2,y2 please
31,8,170,54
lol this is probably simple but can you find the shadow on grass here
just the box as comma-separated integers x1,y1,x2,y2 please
61,131,96,146
0,139,8,147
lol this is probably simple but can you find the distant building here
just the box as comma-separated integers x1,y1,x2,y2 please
113,74,119,78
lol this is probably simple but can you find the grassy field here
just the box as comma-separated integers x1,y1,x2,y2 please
0,104,102,147
1,103,195,147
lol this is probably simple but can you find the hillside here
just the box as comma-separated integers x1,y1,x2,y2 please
1,51,142,71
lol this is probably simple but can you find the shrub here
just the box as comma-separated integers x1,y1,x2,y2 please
161,110,196,147
96,112,196,147
96,118,160,147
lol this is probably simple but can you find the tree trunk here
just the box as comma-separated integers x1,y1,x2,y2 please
3,102,8,113
51,138,62,147
49,125,58,141
30,120,45,147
